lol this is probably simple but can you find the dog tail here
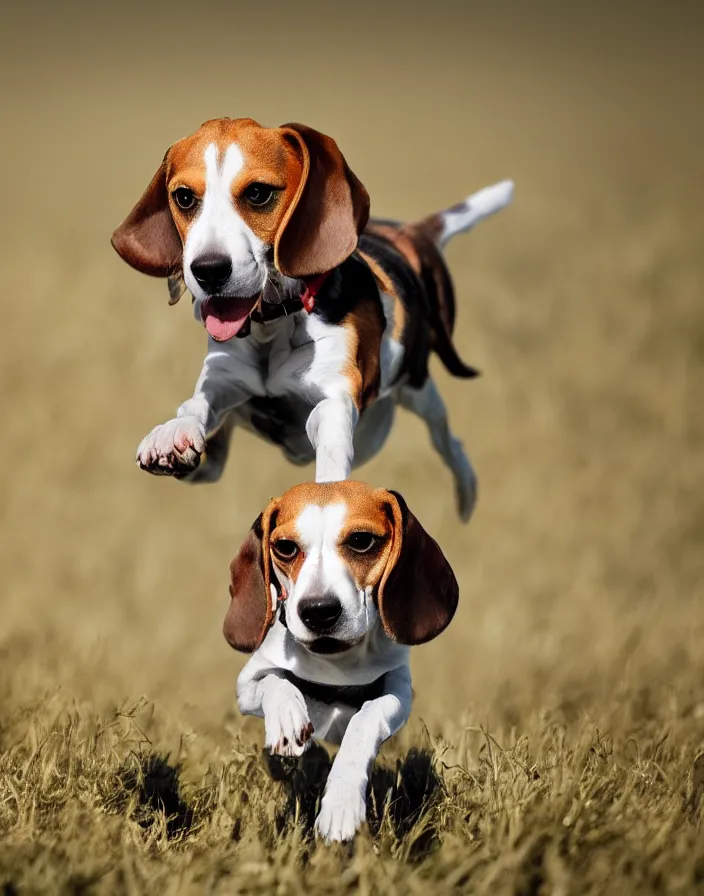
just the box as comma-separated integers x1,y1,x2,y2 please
399,179,512,381
419,179,514,248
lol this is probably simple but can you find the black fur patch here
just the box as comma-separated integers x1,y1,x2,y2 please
358,230,433,387
284,670,386,710
311,254,384,326
247,395,309,446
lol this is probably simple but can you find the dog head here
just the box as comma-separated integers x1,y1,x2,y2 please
111,117,369,341
223,481,459,655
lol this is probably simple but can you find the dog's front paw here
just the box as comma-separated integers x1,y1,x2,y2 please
136,417,205,477
315,780,367,843
263,683,314,758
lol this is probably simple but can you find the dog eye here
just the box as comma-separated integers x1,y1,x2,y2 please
272,539,299,560
244,183,276,207
345,532,378,554
172,187,197,210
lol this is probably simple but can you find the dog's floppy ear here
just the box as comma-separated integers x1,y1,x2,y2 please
111,155,183,279
223,498,281,653
376,490,459,645
274,123,370,279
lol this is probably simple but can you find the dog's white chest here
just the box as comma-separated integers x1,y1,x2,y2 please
223,314,316,399
224,315,318,460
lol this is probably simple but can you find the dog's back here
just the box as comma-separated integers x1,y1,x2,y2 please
359,179,513,387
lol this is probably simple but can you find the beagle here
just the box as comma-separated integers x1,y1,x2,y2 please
112,117,513,520
224,480,458,842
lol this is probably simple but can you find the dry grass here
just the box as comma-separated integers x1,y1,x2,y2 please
1,1,704,892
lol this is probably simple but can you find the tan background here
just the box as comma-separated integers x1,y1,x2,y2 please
2,0,702,749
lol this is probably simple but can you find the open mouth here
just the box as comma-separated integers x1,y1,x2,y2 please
200,294,260,342
306,637,356,656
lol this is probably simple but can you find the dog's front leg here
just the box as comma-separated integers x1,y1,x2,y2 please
298,320,365,483
237,659,314,758
306,393,359,483
315,664,413,843
137,341,257,481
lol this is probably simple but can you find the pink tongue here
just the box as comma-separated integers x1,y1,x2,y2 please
202,297,258,342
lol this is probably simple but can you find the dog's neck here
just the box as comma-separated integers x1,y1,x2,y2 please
261,268,305,305
256,616,409,688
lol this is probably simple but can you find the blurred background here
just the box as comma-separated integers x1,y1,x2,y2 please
1,0,702,744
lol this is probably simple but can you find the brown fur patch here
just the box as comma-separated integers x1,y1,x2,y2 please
119,117,368,282
252,482,458,645
164,118,304,247
341,295,384,411
358,249,406,341
366,223,423,275
268,482,397,592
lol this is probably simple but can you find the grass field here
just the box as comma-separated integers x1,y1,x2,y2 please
1,1,703,892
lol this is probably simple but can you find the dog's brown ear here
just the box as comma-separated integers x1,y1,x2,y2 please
376,490,459,645
274,123,370,279
111,155,182,278
223,499,281,653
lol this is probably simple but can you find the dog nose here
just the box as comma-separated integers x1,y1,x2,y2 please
190,254,232,291
298,595,343,633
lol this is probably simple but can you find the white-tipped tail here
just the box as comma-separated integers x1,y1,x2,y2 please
437,179,514,247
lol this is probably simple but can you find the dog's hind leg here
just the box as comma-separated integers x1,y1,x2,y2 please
398,378,477,522
351,396,396,469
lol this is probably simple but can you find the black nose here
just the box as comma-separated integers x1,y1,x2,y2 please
298,595,343,633
190,254,232,291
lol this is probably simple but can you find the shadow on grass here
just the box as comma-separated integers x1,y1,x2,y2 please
106,742,443,856
113,753,194,841
265,746,443,857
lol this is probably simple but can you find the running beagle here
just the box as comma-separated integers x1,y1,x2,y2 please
225,480,458,842
112,117,513,520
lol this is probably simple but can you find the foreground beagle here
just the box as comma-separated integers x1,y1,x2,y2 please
224,481,458,842
112,117,513,519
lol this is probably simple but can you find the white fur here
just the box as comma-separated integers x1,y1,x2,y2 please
273,502,376,648
261,677,313,757
438,179,514,247
283,313,359,482
184,142,268,307
136,416,205,469
236,497,412,843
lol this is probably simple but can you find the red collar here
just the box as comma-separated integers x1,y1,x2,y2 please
300,270,332,313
